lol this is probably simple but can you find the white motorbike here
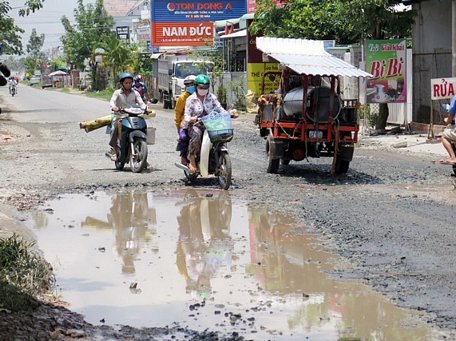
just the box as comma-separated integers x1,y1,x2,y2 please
176,109,234,190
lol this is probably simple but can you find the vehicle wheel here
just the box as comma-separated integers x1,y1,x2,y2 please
217,152,232,190
266,134,280,174
130,139,148,173
11,88,15,97
112,149,124,170
334,158,350,174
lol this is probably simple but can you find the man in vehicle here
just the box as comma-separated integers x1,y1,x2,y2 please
108,72,147,161
175,75,196,166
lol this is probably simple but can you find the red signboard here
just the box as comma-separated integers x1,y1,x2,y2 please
151,22,214,46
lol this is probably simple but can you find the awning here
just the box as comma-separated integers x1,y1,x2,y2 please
220,29,247,39
150,53,163,59
256,37,372,78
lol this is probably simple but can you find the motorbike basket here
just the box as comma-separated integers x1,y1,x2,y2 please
202,110,233,143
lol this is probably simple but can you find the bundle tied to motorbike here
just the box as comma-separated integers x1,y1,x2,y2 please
79,109,156,133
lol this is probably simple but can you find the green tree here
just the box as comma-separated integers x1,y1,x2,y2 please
23,29,46,76
0,0,45,55
61,0,114,70
101,35,136,87
250,0,416,131
251,0,414,43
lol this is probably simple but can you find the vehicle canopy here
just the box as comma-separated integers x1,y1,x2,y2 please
256,37,372,79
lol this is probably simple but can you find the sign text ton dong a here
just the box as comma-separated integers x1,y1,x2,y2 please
431,78,456,100
151,0,247,46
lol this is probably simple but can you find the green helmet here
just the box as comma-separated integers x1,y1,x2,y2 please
194,74,210,89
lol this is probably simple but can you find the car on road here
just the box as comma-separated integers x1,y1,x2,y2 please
29,75,41,86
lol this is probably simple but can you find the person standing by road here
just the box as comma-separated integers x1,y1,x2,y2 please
175,75,196,166
440,96,456,165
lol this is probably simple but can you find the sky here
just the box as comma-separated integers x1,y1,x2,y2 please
9,0,95,51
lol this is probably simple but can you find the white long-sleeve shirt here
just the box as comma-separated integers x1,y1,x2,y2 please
109,88,146,114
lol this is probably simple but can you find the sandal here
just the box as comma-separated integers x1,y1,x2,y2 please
439,159,456,165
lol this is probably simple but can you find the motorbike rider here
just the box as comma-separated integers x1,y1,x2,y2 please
183,74,225,173
108,72,147,161
133,75,148,102
8,76,18,95
175,75,196,166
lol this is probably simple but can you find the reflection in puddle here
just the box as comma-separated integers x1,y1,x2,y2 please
30,189,441,340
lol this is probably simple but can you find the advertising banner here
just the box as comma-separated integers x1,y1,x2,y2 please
246,20,279,96
151,22,214,46
431,77,456,100
247,63,280,96
151,0,246,46
366,39,407,104
152,0,246,22
116,26,130,41
136,25,151,43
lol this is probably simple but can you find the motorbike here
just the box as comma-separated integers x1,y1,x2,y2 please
9,82,16,97
175,109,234,190
109,106,149,173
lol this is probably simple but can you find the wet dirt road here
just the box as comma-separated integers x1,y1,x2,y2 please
30,189,442,340
0,85,455,340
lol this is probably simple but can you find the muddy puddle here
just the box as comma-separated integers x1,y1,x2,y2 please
30,189,442,340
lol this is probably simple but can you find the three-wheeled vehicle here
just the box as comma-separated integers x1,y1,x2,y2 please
255,37,371,174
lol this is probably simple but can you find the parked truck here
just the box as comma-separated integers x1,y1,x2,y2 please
152,51,213,109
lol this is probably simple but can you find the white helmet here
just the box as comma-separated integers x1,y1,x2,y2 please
183,75,196,85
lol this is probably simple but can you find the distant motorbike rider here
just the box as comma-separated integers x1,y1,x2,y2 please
108,72,147,161
8,76,18,95
175,74,196,166
132,75,148,101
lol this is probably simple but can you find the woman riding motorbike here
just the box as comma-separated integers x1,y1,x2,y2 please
183,74,224,173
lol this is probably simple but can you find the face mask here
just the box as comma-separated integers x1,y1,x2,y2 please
186,86,195,94
197,88,209,96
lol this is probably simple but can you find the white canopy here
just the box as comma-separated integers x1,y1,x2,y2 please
256,37,372,78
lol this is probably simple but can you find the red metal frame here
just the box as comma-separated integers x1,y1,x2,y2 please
259,72,359,144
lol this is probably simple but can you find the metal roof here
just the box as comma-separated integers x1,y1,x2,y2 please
220,29,247,39
256,37,372,78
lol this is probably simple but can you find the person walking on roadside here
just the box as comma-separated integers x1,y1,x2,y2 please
440,96,456,165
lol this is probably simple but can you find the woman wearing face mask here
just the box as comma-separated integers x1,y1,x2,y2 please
184,74,224,173
175,75,196,165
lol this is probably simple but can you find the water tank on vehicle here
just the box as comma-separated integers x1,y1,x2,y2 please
282,86,341,123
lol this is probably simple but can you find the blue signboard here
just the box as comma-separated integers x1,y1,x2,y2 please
152,0,246,22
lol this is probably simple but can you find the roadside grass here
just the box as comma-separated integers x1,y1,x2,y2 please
84,88,115,101
0,234,54,311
